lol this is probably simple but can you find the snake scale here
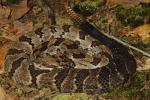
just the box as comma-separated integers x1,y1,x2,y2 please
3,1,137,96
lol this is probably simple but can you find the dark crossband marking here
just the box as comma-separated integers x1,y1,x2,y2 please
50,26,57,33
55,68,70,92
8,57,26,79
66,41,80,49
62,25,71,32
59,57,76,68
90,57,101,66
38,41,49,52
83,69,100,94
38,68,62,88
91,41,101,47
33,41,49,55
53,38,65,46
108,63,123,88
28,65,50,87
75,69,89,92
61,69,78,92
113,54,129,82
115,49,137,75
98,66,111,93
35,28,44,38
73,52,86,58
19,35,34,48
79,30,88,40
7,48,23,55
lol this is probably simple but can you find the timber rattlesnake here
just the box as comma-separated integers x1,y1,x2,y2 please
3,1,137,97
4,24,136,95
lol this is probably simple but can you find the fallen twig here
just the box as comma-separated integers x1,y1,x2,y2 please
92,23,150,58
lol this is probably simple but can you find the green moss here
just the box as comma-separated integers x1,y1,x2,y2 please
74,0,105,16
101,71,150,99
115,5,150,27
134,42,150,51
121,36,137,44
120,36,150,53
2,0,21,4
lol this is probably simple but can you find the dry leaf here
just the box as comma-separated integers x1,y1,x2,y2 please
106,0,139,8
128,24,150,44
0,86,19,100
0,0,32,25
0,86,8,100
0,21,33,41
0,42,11,74
137,58,150,71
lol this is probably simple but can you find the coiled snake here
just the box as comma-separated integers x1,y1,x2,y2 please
3,1,137,97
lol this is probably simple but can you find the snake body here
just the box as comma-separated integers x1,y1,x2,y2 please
3,1,137,96
4,23,136,95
